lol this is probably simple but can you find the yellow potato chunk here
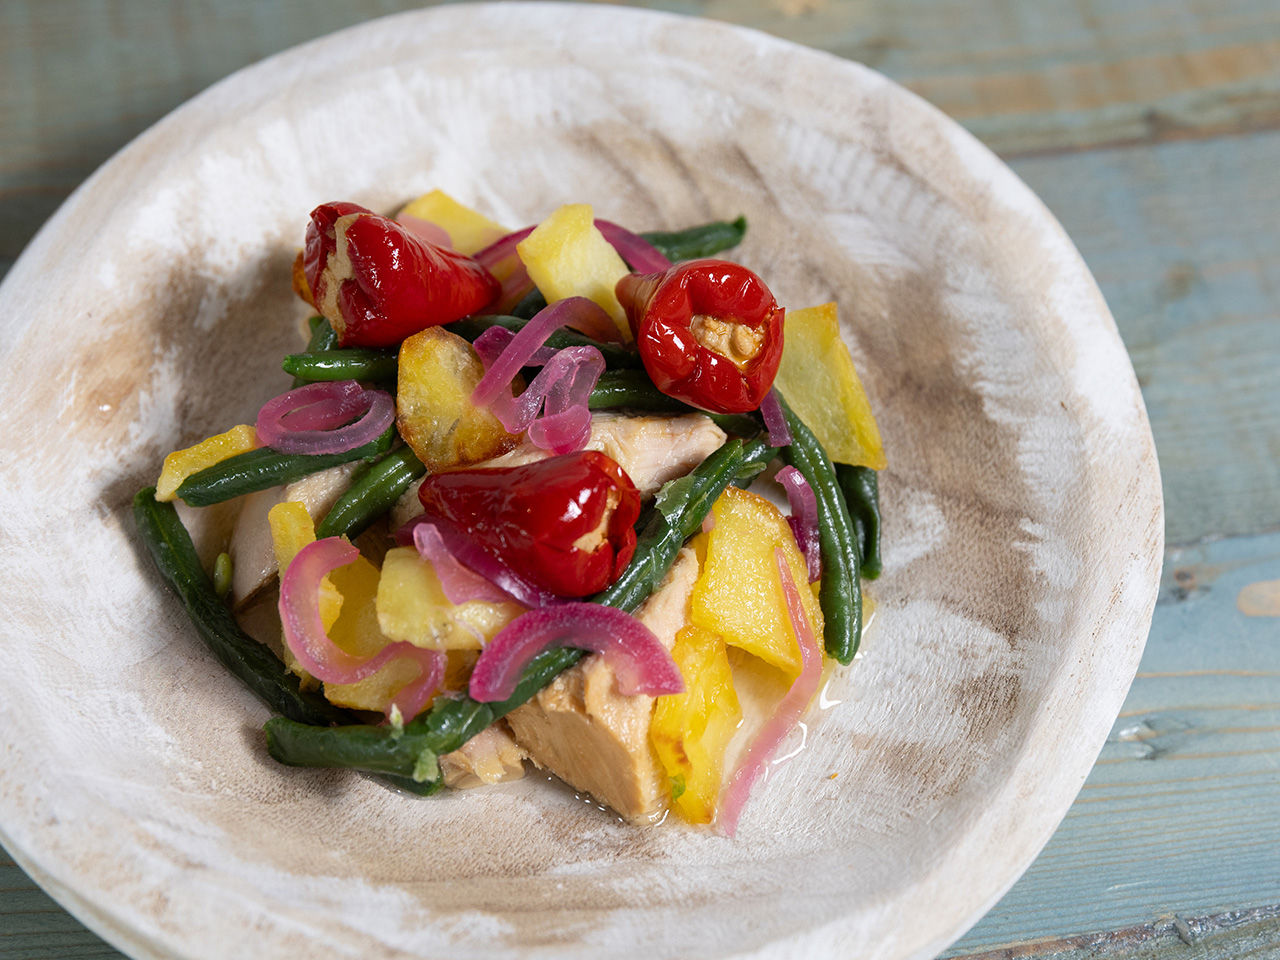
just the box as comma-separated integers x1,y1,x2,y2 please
397,189,508,256
376,547,523,651
690,487,823,678
650,625,742,824
773,302,886,469
396,327,520,471
517,203,630,340
156,424,257,501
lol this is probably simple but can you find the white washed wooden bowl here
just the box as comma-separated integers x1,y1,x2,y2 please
0,5,1162,959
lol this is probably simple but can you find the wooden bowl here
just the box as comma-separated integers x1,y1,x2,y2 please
0,5,1162,958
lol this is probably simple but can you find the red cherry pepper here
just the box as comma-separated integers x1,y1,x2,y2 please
303,201,500,348
417,451,641,599
615,259,785,415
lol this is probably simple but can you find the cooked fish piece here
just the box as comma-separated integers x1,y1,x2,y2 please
390,411,726,530
440,723,527,789
228,461,362,607
504,547,700,823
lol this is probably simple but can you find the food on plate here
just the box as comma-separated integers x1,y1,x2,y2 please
134,191,884,831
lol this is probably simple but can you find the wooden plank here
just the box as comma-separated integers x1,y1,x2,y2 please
946,530,1280,955
700,0,1280,154
3,0,1279,272
950,907,1280,960
1008,131,1280,545
0,849,124,959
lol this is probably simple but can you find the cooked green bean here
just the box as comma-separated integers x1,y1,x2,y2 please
263,435,774,783
316,447,425,540
292,316,339,386
282,349,397,384
510,288,547,319
836,464,882,580
175,423,396,507
134,488,436,795
448,314,640,369
641,216,747,262
133,488,351,726
777,393,862,664
587,370,762,437
213,552,233,599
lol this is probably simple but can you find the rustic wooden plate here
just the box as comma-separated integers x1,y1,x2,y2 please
0,5,1162,959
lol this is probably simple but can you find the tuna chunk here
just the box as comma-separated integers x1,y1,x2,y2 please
440,723,527,789
390,412,726,530
505,547,700,823
228,461,362,607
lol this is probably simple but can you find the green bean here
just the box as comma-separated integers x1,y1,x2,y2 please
266,648,585,784
134,488,437,796
510,288,547,319
447,314,640,369
263,436,774,783
175,423,396,507
836,464,882,580
133,488,351,726
213,552,233,598
292,316,339,386
777,393,862,663
587,370,762,437
316,447,425,540
282,349,397,384
641,216,747,262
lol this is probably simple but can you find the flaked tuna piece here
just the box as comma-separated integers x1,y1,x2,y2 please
228,461,362,608
390,412,726,530
440,723,527,789
504,547,700,823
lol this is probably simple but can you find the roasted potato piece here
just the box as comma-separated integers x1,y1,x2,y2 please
395,327,520,471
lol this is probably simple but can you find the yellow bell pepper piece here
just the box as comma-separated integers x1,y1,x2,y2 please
773,302,886,469
156,424,256,501
650,625,742,824
376,546,523,651
517,203,631,340
690,487,823,678
397,189,508,256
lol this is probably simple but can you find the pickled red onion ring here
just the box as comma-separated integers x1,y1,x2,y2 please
279,538,446,720
412,522,518,606
595,219,672,274
471,297,611,407
776,465,822,583
468,603,684,703
397,515,561,610
717,548,822,837
759,389,792,447
256,380,394,455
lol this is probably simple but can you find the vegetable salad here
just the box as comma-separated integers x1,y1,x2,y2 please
135,190,884,832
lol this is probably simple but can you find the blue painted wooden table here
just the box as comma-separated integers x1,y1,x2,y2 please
2,2,1278,957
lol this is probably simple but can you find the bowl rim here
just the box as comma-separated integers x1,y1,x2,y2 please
0,4,1163,959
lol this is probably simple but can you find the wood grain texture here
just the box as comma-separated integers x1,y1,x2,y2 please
4,0,1280,273
947,532,1280,955
953,907,1280,960
1008,132,1280,545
